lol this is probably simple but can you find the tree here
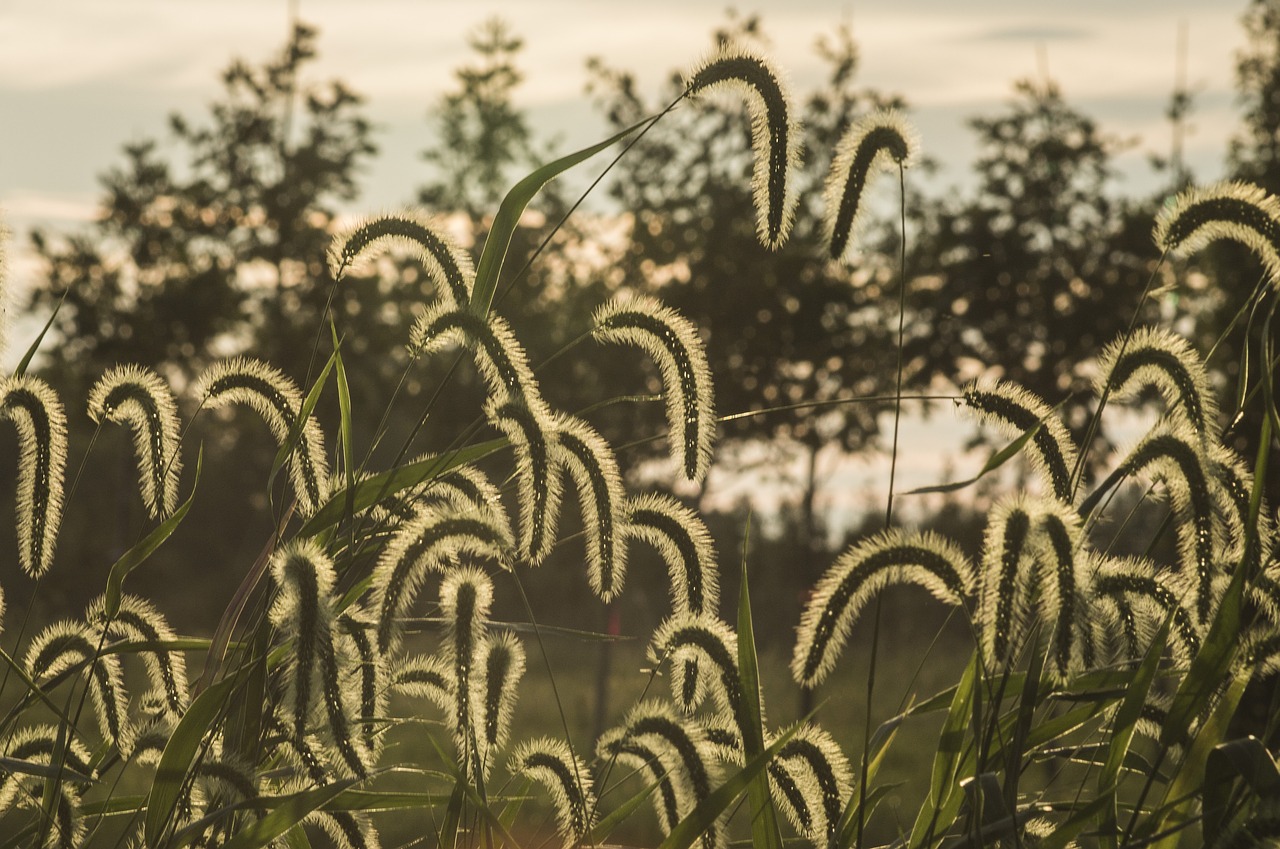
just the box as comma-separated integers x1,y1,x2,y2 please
906,79,1157,439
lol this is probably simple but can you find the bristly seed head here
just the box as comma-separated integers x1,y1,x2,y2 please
824,109,919,264
1153,180,1280,287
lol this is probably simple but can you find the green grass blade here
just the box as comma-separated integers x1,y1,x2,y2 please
589,778,661,844
910,651,978,848
905,424,1040,496
104,445,202,617
1203,736,1280,844
144,672,239,846
13,288,67,377
217,778,361,849
658,727,798,849
299,437,506,537
268,348,336,495
331,323,356,530
470,117,649,317
735,529,783,849
438,778,466,849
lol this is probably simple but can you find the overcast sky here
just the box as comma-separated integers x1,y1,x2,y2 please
0,0,1251,235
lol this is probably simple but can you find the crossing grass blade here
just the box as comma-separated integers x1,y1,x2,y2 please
103,446,201,618
588,778,662,844
13,288,67,377
470,117,650,317
735,535,783,849
331,325,356,530
905,424,1040,495
268,348,336,497
299,437,505,536
1202,736,1280,844
909,651,978,849
217,778,362,849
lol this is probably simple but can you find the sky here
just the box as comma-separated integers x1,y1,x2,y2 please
0,0,1255,526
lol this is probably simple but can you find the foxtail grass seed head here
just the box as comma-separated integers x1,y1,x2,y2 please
649,614,749,736
371,504,512,655
1154,181,1280,286
824,109,919,263
1095,327,1217,442
471,631,525,764
88,593,188,715
88,365,183,518
685,44,800,250
623,493,720,617
327,210,474,307
26,620,133,756
198,357,330,516
552,413,627,600
487,397,562,564
1092,557,1202,664
1,375,67,578
596,729,687,837
792,529,973,688
509,737,596,849
392,653,453,713
441,566,494,753
594,296,715,482
1,726,91,849
962,379,1078,503
773,724,853,846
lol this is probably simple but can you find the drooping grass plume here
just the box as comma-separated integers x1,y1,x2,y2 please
553,413,626,599
509,737,596,849
0,726,93,849
370,504,512,655
440,566,493,764
609,699,724,849
87,593,188,716
1094,326,1217,442
976,496,1094,680
471,631,525,768
962,379,1078,503
198,357,330,516
792,529,973,688
1,375,67,578
278,734,382,849
487,398,561,564
1092,557,1201,663
1153,180,1280,285
327,210,474,307
593,296,715,482
1106,421,1219,625
772,724,853,848
25,620,131,755
823,109,919,263
1210,443,1270,575
684,44,800,249
269,540,369,778
87,365,183,519
409,303,545,412
391,653,452,712
623,493,720,703
649,614,748,739
597,728,686,838
337,611,384,755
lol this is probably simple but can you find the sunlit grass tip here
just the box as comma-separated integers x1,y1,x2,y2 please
198,357,330,516
594,296,715,482
509,737,596,849
487,397,562,565
25,619,132,756
552,413,627,600
1153,180,1280,286
684,43,800,250
409,303,545,413
962,378,1078,504
1091,556,1202,665
771,723,852,846
441,565,494,757
596,727,687,838
470,630,525,766
648,614,750,740
0,726,92,849
1095,326,1217,442
1,374,67,578
88,592,188,716
327,209,474,307
824,108,919,263
623,493,719,618
791,528,973,688
88,364,184,519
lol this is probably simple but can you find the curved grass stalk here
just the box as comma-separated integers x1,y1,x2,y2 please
87,593,187,716
487,398,561,564
509,737,596,849
1153,180,1280,286
370,504,512,654
1095,326,1217,443
87,365,183,519
471,631,525,769
1,375,67,578
25,620,131,755
824,109,919,263
198,357,330,516
962,378,1077,503
269,540,369,778
684,44,800,249
791,529,973,688
327,209,474,307
553,413,626,600
593,296,715,482
409,302,545,412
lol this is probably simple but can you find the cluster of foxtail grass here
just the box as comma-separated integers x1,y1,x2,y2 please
1,41,1279,849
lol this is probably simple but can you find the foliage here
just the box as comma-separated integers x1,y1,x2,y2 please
3,15,1280,849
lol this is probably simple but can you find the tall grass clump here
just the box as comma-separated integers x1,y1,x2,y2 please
1,40,1278,849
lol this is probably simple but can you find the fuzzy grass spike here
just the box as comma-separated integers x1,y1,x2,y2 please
1153,181,1280,286
88,365,183,519
509,737,596,849
553,413,626,599
327,209,474,307
962,379,1078,503
824,109,919,263
685,44,800,249
1,375,67,578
